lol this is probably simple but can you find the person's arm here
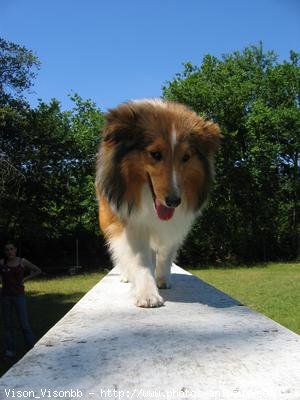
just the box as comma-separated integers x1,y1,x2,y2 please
22,258,42,283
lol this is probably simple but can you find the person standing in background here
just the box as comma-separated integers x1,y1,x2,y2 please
0,242,42,359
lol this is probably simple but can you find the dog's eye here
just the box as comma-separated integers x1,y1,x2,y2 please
182,154,190,163
150,151,163,161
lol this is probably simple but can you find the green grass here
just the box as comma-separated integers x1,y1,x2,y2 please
0,271,105,377
189,262,300,335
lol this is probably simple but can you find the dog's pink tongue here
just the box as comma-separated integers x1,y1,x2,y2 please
155,200,175,221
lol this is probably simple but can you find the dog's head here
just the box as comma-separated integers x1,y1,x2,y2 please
96,99,221,220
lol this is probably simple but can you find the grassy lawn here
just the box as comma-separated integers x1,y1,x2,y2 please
189,262,300,335
0,271,105,377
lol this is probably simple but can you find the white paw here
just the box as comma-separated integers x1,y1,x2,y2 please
120,274,129,283
135,291,164,308
156,276,171,289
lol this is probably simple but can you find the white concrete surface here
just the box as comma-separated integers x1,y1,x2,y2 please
0,264,299,400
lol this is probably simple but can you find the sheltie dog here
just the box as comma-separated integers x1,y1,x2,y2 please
95,99,221,308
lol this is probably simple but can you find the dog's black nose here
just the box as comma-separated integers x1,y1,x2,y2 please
165,195,181,208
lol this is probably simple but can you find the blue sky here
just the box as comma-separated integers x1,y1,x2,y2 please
1,0,299,111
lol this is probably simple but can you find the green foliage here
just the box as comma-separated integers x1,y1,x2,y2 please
0,37,40,104
0,95,104,243
0,37,105,264
164,44,300,263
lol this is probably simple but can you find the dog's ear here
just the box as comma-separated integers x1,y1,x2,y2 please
103,103,140,145
97,103,140,211
190,121,222,159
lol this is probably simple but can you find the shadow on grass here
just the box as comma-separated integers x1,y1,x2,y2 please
0,291,84,377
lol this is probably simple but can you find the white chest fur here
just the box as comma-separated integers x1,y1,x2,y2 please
108,185,197,307
127,185,196,252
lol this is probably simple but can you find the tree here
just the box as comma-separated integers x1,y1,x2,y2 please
63,94,105,235
163,44,300,263
0,95,105,243
0,38,41,233
0,37,40,104
0,38,107,266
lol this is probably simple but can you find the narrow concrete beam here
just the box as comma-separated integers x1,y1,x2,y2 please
0,265,299,399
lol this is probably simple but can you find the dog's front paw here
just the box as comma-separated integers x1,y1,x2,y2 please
156,276,171,289
135,291,164,308
120,274,129,283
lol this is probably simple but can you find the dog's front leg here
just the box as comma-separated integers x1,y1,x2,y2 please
110,228,164,308
155,247,177,289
